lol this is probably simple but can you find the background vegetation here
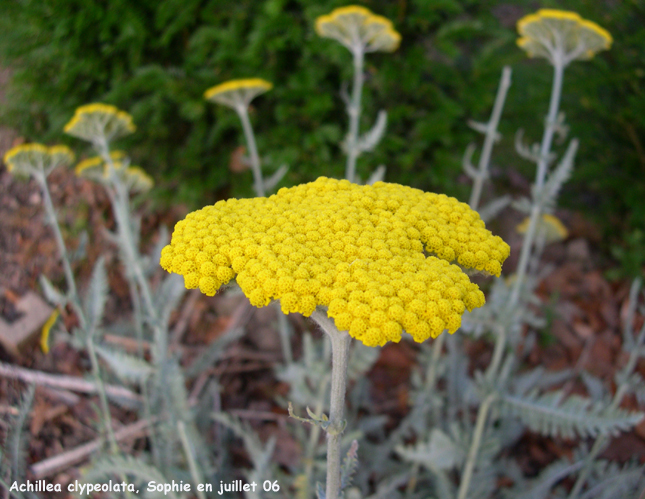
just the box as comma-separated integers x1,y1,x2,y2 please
0,0,643,274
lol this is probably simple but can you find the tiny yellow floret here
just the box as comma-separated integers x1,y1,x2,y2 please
161,178,509,347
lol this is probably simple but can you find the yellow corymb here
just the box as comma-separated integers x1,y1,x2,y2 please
64,103,136,142
517,213,568,243
517,9,611,65
160,177,509,347
204,78,273,109
315,5,401,53
4,143,75,177
75,151,153,192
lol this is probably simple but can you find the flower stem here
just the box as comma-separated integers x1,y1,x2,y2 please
236,105,265,197
310,309,351,499
345,46,365,183
509,61,565,309
36,172,83,323
457,393,497,499
36,171,117,452
469,66,512,210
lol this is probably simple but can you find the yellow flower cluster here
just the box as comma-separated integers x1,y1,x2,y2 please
517,9,612,64
75,151,154,192
161,178,509,347
64,103,136,142
516,213,568,243
3,143,75,178
315,6,401,53
204,78,273,109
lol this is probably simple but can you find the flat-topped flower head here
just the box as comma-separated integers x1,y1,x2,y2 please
517,213,568,243
160,177,509,347
75,151,153,192
64,103,136,143
4,143,75,178
204,79,273,110
315,6,401,54
517,9,612,66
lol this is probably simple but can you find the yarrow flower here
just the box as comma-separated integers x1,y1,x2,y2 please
4,143,75,178
204,79,273,110
64,103,136,142
517,9,612,66
160,177,509,347
75,151,154,192
315,5,401,54
516,213,568,243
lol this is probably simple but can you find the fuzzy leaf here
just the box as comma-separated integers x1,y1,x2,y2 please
83,257,108,332
347,342,379,382
144,225,169,276
479,195,511,222
396,428,464,470
340,440,359,491
39,274,67,306
542,139,578,206
82,455,176,499
154,273,186,328
501,390,644,439
95,344,153,383
357,110,387,153
69,230,89,263
264,164,289,191
366,165,386,185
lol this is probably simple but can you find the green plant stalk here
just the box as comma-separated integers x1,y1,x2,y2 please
86,334,119,454
35,169,118,454
35,170,83,324
178,421,207,499
98,140,167,363
235,104,265,197
469,66,512,210
508,60,565,309
310,309,351,499
345,47,365,183
302,371,331,497
568,308,645,499
456,393,497,499
275,301,293,364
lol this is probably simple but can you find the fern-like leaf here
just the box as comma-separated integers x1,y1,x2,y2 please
347,343,379,382
95,344,153,384
340,440,359,491
9,384,35,483
83,257,108,333
541,138,578,207
501,390,644,439
83,454,176,499
357,110,387,153
153,273,186,329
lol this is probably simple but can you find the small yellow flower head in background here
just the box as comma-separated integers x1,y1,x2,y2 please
3,143,75,178
160,177,509,347
516,213,568,244
64,103,136,143
315,5,401,54
75,151,153,192
517,9,612,66
204,79,273,110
